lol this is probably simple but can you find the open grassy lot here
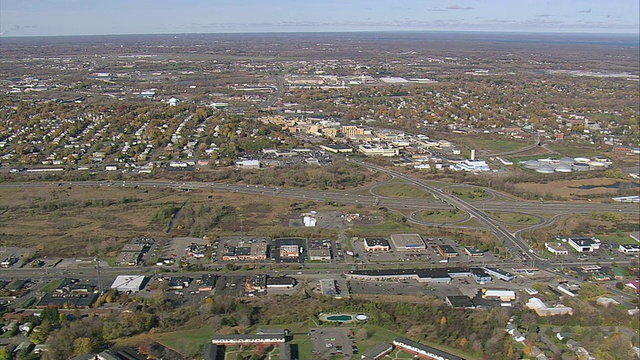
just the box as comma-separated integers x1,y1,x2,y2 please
0,185,376,257
151,327,215,358
460,137,528,153
513,178,638,199
545,144,604,158
487,211,540,225
599,234,638,245
373,180,434,199
415,209,467,223
449,187,489,201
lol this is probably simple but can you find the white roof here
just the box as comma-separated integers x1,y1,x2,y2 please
111,275,146,291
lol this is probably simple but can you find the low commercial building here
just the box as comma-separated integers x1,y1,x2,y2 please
545,242,569,256
618,244,640,254
361,342,393,360
364,238,391,252
445,296,475,309
358,144,399,157
470,268,492,284
197,274,217,292
390,234,426,251
482,289,516,302
267,276,297,289
320,144,353,153
437,244,459,259
393,337,465,360
526,297,573,316
464,246,484,257
482,267,516,281
110,275,146,293
211,334,285,346
566,236,601,253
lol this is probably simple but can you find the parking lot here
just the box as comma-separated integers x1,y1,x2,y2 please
310,327,356,359
162,237,210,264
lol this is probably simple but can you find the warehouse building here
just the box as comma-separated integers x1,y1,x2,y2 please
110,275,146,293
393,337,465,360
390,234,426,251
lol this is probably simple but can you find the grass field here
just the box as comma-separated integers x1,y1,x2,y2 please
460,137,528,153
0,185,382,257
152,327,216,358
449,187,489,201
545,144,603,158
373,180,434,199
487,211,540,225
599,235,638,245
39,279,63,293
415,209,467,223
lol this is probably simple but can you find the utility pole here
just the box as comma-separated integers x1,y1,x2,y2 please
95,256,103,294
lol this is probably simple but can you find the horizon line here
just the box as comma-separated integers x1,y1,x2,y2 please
1,28,639,39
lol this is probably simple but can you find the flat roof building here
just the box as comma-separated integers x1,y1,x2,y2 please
619,244,640,254
545,242,569,256
565,236,601,253
526,297,573,317
364,238,391,252
390,234,426,251
464,247,484,257
393,337,465,360
437,244,459,259
361,342,393,360
110,275,146,293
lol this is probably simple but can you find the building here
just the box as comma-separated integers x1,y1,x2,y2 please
211,334,285,346
168,276,192,290
464,247,484,257
361,342,394,360
358,144,399,157
482,289,516,302
618,244,640,254
110,275,146,293
267,276,297,289
341,125,365,138
390,234,426,251
545,242,569,256
393,337,465,360
445,296,475,309
364,238,391,252
320,144,353,153
526,298,573,316
470,268,492,284
565,237,601,253
453,159,491,172
279,245,300,259
482,267,516,281
437,244,459,259
236,159,260,169
197,274,217,292
308,239,331,261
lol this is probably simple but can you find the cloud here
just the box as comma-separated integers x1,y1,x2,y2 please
447,5,473,10
579,8,592,13
426,8,447,12
536,14,553,17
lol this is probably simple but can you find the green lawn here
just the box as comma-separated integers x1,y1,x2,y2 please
39,279,63,293
546,144,603,158
599,235,638,245
461,137,528,153
347,220,422,238
449,188,489,201
153,327,217,358
374,180,434,199
487,211,540,225
415,209,467,223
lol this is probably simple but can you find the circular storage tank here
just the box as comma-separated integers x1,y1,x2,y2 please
573,163,590,171
574,157,590,164
523,160,540,170
559,156,575,165
555,163,573,172
536,165,555,174
589,161,607,170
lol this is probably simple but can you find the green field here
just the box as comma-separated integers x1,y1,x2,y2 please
373,180,434,198
449,187,489,201
599,235,638,245
152,327,217,358
545,144,603,158
415,209,467,223
39,279,63,293
460,137,527,153
487,211,540,225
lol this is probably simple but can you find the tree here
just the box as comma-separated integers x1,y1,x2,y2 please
0,348,11,360
72,337,95,357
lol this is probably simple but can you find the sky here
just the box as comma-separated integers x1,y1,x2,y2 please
1,0,639,37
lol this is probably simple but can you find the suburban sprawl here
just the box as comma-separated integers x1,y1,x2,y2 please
0,32,638,360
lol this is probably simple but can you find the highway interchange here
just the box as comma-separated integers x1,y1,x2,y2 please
1,164,638,292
